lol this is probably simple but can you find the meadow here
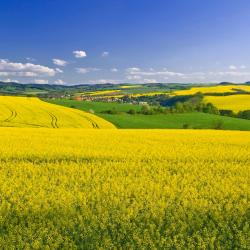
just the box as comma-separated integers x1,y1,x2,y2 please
100,112,250,130
0,96,114,129
0,128,249,249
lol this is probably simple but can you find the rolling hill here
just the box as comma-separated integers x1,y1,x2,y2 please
205,95,250,112
0,96,115,129
48,99,250,130
173,85,250,95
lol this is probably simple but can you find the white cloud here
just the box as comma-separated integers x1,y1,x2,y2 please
126,67,141,73
111,68,118,72
34,79,48,84
127,75,142,80
229,65,237,70
73,50,87,58
102,51,109,57
89,79,121,84
211,71,250,77
76,67,99,74
124,67,250,83
93,79,109,84
127,68,184,77
55,68,63,73
143,79,157,83
173,70,250,83
0,72,43,77
0,59,56,77
26,57,36,62
54,79,65,84
1,78,19,83
21,72,38,77
228,65,247,70
52,59,67,66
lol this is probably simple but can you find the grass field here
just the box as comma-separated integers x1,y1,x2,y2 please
0,128,249,249
48,99,142,113
173,85,250,95
48,99,250,130
0,96,115,128
99,113,250,130
205,95,250,112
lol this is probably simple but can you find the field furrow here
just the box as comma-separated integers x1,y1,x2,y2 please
0,96,115,129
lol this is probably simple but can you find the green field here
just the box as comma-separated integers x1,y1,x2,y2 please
100,113,250,130
48,99,250,130
48,99,142,113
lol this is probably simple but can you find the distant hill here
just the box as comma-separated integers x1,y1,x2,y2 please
1,81,250,98
0,81,186,97
0,81,109,97
219,82,235,85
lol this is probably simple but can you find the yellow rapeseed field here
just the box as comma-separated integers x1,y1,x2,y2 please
0,128,249,249
173,85,250,95
205,95,250,112
0,96,115,128
120,85,142,89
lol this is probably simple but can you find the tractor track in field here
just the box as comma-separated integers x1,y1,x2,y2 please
35,106,59,128
4,106,17,122
86,117,100,129
47,112,59,128
0,104,47,128
80,115,100,129
69,108,100,128
1,102,99,129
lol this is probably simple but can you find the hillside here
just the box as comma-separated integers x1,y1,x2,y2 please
0,81,189,98
205,95,250,112
48,99,250,130
173,84,250,95
0,96,115,129
172,84,250,113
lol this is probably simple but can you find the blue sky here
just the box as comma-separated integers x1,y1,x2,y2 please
1,0,250,84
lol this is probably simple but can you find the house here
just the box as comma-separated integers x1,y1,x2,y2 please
139,101,148,105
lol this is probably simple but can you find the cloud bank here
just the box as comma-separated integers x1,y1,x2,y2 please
0,59,56,77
